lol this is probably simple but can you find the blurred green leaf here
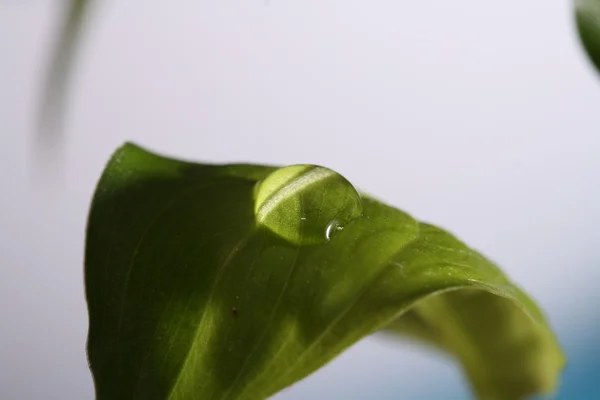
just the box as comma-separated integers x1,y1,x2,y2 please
38,0,89,142
386,291,563,399
576,0,600,74
85,143,564,399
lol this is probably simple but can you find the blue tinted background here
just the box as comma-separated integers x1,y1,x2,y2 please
1,1,599,399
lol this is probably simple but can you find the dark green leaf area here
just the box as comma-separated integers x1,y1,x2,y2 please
576,0,600,74
85,143,564,400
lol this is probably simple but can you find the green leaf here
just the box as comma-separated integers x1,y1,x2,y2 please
385,288,563,399
85,143,564,400
576,0,600,74
37,0,90,142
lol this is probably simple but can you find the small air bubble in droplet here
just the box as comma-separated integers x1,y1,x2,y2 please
324,220,344,241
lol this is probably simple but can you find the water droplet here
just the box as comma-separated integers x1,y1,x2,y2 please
254,164,363,245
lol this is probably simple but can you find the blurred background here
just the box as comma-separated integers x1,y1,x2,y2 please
1,0,599,398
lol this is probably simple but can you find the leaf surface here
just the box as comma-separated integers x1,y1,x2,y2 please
85,143,564,400
576,0,600,74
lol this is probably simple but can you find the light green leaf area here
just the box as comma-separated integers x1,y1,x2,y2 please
576,0,600,74
85,143,564,400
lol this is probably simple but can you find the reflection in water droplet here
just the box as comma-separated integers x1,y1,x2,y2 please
324,220,344,241
254,165,363,245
